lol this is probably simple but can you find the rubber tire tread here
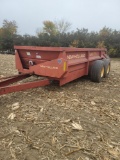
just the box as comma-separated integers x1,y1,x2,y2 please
90,60,104,83
102,58,110,78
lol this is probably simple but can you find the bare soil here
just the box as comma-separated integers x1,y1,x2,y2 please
0,54,120,160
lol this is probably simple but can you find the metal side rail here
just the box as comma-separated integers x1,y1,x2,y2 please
0,79,50,95
0,74,31,87
0,74,26,81
0,73,50,95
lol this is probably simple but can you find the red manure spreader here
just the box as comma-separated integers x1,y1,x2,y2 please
0,46,110,95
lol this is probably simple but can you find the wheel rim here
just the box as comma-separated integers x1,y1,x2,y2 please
101,67,104,77
107,64,110,74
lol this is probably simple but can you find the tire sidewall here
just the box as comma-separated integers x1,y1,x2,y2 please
102,58,111,78
90,60,105,83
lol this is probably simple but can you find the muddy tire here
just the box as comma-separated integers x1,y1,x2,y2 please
102,59,110,78
90,60,105,83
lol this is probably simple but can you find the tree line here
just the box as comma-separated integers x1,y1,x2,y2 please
0,19,120,57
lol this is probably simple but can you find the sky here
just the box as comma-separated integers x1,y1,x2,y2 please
0,0,120,35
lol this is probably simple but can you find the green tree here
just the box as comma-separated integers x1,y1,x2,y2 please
99,27,112,37
0,19,18,51
55,19,71,34
2,19,17,34
43,20,57,35
97,41,106,48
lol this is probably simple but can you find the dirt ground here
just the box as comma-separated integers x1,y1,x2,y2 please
0,54,120,160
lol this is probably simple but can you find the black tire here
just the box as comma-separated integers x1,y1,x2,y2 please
102,58,110,78
90,60,105,83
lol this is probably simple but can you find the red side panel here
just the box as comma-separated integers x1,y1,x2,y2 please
14,46,107,85
29,58,67,78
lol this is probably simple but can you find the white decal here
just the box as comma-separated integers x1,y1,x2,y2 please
26,52,31,56
67,54,86,60
40,65,58,70
36,55,41,59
